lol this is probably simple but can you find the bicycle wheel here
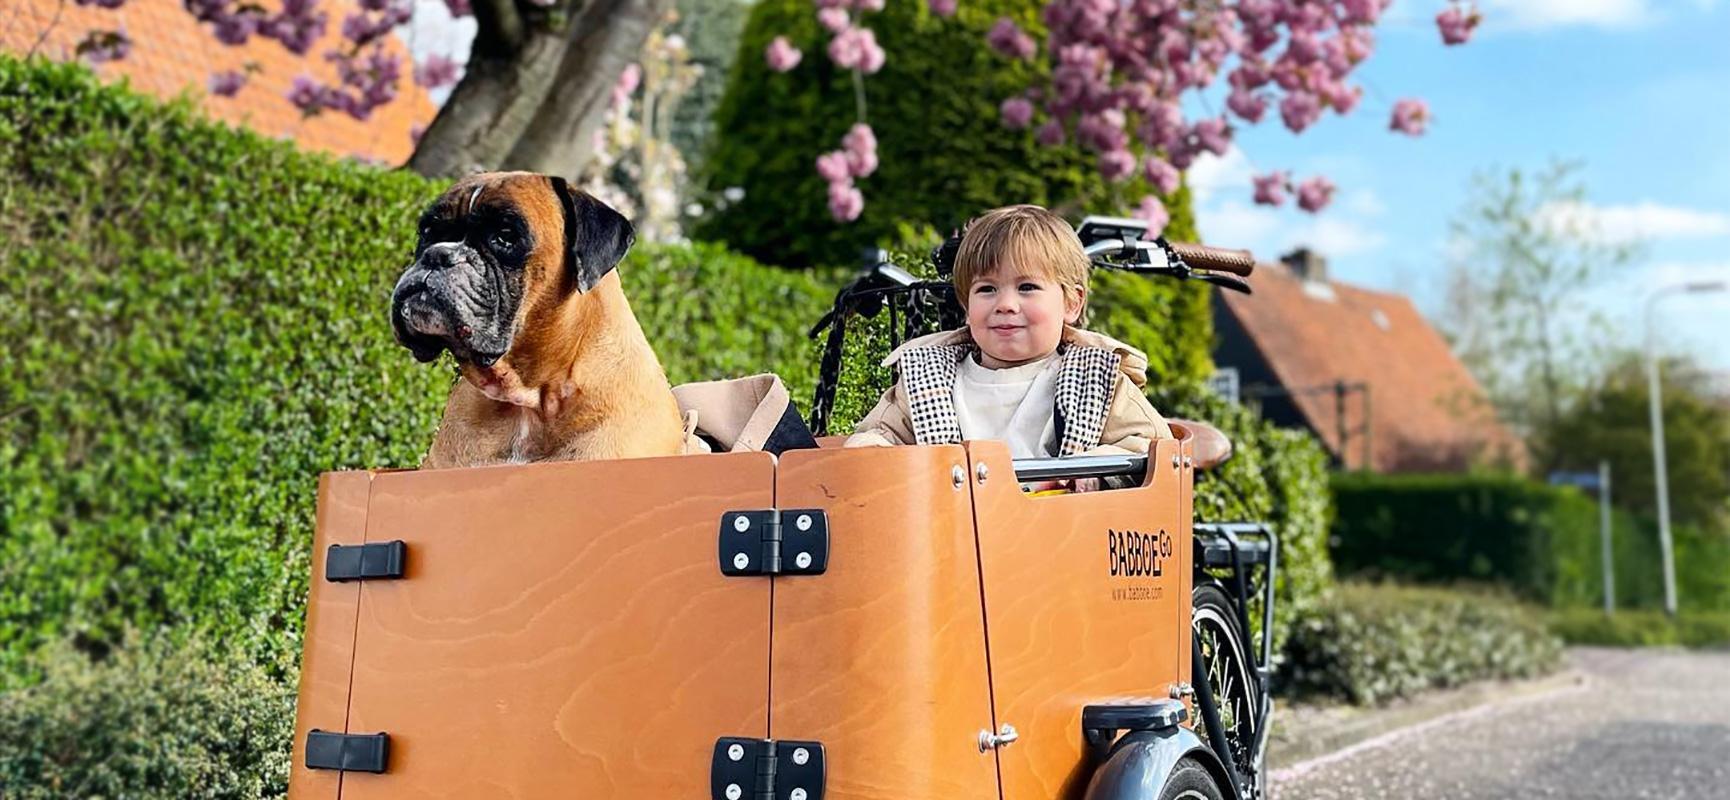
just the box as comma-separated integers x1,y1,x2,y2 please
1192,583,1263,797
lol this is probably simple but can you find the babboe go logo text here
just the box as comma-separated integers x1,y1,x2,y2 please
1107,528,1172,578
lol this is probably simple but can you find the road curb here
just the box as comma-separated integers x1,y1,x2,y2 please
1267,668,1588,781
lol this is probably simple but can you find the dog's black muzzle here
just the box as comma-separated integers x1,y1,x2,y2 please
390,242,516,367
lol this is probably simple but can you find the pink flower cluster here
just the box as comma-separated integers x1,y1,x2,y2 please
828,26,885,73
75,29,131,64
610,63,642,111
817,123,878,222
208,70,248,97
1251,171,1336,213
1436,3,1480,46
415,53,462,90
765,36,802,72
983,0,1473,214
928,0,957,18
1389,98,1429,136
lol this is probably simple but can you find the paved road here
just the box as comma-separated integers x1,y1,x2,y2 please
1272,647,1730,799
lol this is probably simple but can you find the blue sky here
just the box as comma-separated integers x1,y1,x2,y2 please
1185,0,1730,375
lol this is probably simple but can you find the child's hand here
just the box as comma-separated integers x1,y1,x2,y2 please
1025,478,1102,493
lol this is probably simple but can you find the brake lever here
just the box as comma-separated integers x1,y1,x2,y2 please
1196,272,1252,294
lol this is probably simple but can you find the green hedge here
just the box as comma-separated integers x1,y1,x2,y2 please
701,0,1166,267
0,636,294,799
1548,608,1730,649
1280,582,1563,705
1330,472,1730,613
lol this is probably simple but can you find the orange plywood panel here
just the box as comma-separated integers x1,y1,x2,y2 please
338,453,775,799
289,470,374,800
771,445,1001,800
968,438,1192,800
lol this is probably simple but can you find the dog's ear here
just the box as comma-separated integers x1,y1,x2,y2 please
550,176,635,294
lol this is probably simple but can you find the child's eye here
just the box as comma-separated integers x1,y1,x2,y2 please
1019,283,1042,292
973,285,996,295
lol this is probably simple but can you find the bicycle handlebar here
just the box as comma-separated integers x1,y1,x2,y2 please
1169,241,1256,276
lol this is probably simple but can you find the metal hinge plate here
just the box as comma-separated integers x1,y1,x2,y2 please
711,738,825,800
325,540,406,582
304,730,390,773
719,509,829,577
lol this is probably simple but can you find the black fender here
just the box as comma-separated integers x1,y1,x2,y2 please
1081,725,1241,800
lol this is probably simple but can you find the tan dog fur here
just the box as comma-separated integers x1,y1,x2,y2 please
414,173,685,469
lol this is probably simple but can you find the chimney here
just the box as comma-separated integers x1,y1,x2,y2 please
1282,247,1328,283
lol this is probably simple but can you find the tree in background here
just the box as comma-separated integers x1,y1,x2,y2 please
1545,353,1730,528
1438,162,1643,471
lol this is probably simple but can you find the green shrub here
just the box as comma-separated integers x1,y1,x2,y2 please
701,0,1169,267
0,635,294,799
1330,473,1730,613
1280,582,1562,705
1548,608,1730,649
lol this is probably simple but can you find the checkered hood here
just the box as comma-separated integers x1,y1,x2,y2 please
889,332,1125,456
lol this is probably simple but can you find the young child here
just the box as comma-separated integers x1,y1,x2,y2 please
845,204,1173,491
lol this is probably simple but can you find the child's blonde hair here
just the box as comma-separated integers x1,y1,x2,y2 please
952,205,1091,322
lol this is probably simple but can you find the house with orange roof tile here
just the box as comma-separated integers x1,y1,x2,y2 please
2,0,436,164
1214,248,1526,473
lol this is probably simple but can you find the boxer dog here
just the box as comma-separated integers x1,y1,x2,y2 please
390,172,687,468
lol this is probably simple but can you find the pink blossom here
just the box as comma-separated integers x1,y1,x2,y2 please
1252,171,1288,207
1000,97,1035,130
287,74,327,115
1133,195,1170,238
828,27,885,73
827,181,864,222
765,36,802,72
1390,98,1429,136
1296,176,1335,213
1322,82,1361,115
442,0,472,16
1341,0,1386,24
1143,157,1180,195
854,0,885,11
611,63,641,110
1098,149,1137,182
843,123,877,156
1192,117,1231,156
1279,91,1323,133
76,29,131,64
1036,120,1067,147
208,70,247,97
414,54,461,89
1227,88,1268,123
816,151,852,183
928,0,957,18
845,147,879,178
1436,5,1479,46
987,18,1038,61
818,8,850,33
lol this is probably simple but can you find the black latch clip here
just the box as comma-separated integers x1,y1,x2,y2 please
719,509,829,577
326,541,407,582
305,730,390,773
711,737,825,800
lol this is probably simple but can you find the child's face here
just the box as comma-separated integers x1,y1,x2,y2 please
965,267,1083,368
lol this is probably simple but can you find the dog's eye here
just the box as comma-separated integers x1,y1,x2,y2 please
489,231,517,252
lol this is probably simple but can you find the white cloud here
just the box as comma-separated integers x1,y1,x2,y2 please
1536,201,1730,244
1480,0,1656,30
1187,148,1255,208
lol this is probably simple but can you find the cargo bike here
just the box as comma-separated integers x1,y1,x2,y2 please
287,217,1279,800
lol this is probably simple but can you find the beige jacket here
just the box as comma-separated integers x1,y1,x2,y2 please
846,326,1173,455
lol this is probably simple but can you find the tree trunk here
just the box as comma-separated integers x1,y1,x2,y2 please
505,0,674,177
406,0,668,181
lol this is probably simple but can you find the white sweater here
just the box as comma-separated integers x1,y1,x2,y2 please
951,352,1062,458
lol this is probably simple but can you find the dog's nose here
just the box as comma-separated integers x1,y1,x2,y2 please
419,241,464,269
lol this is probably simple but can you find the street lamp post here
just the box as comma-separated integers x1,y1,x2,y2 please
1644,280,1728,617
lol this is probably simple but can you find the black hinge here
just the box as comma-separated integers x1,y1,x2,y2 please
719,510,829,577
711,738,825,800
305,730,390,773
325,541,407,582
